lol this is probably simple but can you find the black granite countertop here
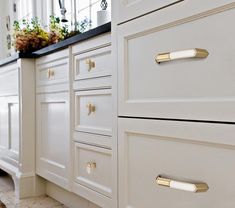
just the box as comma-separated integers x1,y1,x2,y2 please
0,22,111,67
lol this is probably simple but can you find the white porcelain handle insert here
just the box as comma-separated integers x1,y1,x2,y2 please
156,176,209,193
155,48,209,64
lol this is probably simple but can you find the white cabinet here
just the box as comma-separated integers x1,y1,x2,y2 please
0,96,19,166
36,49,69,93
74,142,112,198
118,118,235,208
118,2,235,122
74,46,111,81
117,0,179,24
116,0,235,24
114,1,235,208
36,49,71,190
0,59,42,199
0,63,18,96
72,33,114,208
36,92,70,190
75,89,112,136
72,34,112,91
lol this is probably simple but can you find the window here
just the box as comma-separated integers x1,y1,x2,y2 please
18,0,34,21
52,0,73,24
46,0,111,30
76,0,111,29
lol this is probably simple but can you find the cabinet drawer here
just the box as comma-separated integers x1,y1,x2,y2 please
116,0,235,24
117,0,179,23
75,89,112,136
119,118,235,208
118,5,235,122
36,49,69,88
74,46,111,81
0,63,18,96
74,142,112,197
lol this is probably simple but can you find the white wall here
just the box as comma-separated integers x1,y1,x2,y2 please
0,0,10,59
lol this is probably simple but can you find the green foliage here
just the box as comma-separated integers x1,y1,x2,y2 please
13,16,91,53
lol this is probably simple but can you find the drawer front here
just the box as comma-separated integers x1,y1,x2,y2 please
116,0,235,24
117,0,179,23
73,131,112,149
74,142,112,197
119,118,235,208
75,89,112,136
74,46,111,81
0,63,18,96
36,50,69,87
118,5,235,122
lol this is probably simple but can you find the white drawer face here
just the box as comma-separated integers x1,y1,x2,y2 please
74,142,112,197
36,58,69,87
117,0,179,23
0,64,18,96
74,46,111,80
75,89,112,136
119,118,235,208
118,6,235,122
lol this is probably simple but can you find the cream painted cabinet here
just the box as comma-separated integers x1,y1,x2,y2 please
36,92,70,190
118,2,235,122
35,49,71,190
0,96,19,167
118,118,235,208
114,1,235,208
72,34,114,208
0,59,42,199
117,0,179,24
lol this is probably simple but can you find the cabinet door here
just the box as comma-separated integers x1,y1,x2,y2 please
0,96,19,166
36,92,70,190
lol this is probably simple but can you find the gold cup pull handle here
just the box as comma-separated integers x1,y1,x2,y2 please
86,59,95,71
86,103,96,115
86,162,96,174
156,176,209,193
155,48,209,64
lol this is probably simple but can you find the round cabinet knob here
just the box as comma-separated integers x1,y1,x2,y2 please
86,162,96,174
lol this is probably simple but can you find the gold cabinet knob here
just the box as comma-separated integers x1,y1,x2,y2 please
86,162,96,174
156,176,209,193
85,59,95,71
47,69,55,79
86,103,96,115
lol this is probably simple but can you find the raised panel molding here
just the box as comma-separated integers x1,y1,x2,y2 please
36,92,71,190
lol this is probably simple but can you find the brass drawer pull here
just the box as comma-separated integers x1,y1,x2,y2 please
86,162,96,174
155,48,209,64
86,103,96,115
156,176,209,193
86,59,95,71
47,69,55,79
